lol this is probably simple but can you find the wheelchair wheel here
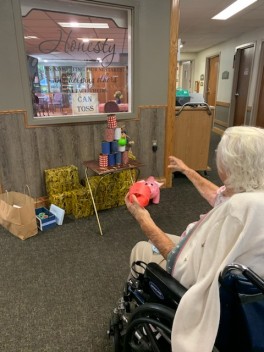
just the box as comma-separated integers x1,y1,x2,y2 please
123,303,175,352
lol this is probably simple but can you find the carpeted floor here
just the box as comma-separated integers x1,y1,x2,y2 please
0,132,221,352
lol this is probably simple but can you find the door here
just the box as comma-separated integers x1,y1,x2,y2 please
256,71,264,127
232,45,254,126
255,42,264,127
206,55,219,106
181,61,192,90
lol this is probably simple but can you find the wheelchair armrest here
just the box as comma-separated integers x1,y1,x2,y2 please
221,263,264,294
144,262,187,304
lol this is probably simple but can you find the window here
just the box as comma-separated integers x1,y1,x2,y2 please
20,0,134,125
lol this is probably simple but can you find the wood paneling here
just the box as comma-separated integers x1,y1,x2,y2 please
173,107,213,170
0,107,166,197
164,0,180,188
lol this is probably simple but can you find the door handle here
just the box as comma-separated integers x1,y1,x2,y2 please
235,92,239,97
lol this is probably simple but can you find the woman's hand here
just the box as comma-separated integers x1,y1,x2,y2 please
168,156,190,174
125,193,175,258
168,156,220,206
125,192,150,223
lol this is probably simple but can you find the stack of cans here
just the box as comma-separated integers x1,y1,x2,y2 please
98,114,130,168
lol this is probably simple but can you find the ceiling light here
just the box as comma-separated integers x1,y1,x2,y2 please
58,22,109,28
77,38,114,42
212,0,258,20
24,36,38,39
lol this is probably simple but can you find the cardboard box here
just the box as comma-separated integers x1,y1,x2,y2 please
35,207,57,231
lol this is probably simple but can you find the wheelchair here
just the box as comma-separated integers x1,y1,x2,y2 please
108,261,264,352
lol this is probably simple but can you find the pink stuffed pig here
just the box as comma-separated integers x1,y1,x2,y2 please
139,176,163,204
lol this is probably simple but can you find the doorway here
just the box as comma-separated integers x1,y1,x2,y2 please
229,44,255,126
205,55,219,106
177,60,192,91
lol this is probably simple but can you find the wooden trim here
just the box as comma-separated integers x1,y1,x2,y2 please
0,109,141,128
164,0,180,188
212,127,225,136
138,105,167,109
0,109,30,127
215,101,230,108
0,109,26,115
0,106,168,128
135,105,167,123
214,119,228,128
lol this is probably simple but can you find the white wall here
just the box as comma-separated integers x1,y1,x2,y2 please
0,0,26,109
136,0,171,104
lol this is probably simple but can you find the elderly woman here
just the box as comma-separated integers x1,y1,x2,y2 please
125,126,264,352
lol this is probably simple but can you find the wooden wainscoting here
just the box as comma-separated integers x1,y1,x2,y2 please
0,106,167,197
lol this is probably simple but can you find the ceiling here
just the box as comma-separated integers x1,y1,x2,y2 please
22,8,128,63
179,0,264,53
22,0,264,62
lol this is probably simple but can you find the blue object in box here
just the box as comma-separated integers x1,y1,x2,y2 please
35,207,57,231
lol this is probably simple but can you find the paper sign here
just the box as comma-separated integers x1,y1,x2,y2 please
72,93,99,115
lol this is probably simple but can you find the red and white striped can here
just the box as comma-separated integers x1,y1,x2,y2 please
99,154,108,168
107,114,117,129
104,128,115,142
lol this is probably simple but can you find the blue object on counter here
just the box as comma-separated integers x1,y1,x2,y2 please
102,141,110,154
108,153,116,166
176,88,191,106
115,152,122,164
111,140,119,153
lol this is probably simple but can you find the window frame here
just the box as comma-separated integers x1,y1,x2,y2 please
16,0,139,126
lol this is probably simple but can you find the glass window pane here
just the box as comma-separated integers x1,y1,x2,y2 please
21,1,132,120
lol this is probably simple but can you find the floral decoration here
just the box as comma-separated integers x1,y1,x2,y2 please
114,91,123,100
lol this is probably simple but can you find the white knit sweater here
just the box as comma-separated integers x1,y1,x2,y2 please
171,191,264,352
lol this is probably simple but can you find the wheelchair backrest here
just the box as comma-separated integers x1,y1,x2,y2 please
216,264,264,352
141,262,264,352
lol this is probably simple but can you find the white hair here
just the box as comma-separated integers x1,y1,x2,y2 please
216,126,264,192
